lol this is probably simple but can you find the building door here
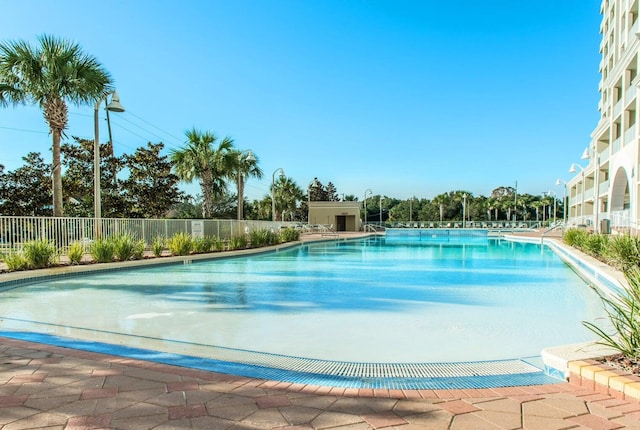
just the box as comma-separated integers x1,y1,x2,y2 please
336,216,346,231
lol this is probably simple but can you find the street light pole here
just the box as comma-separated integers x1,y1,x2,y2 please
94,91,124,234
463,193,467,228
363,189,372,229
271,168,285,222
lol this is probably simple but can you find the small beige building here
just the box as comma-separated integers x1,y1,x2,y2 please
308,201,362,232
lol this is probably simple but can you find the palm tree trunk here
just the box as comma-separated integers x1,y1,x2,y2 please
237,174,244,220
52,131,64,217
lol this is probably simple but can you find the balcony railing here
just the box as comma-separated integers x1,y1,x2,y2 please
624,123,637,146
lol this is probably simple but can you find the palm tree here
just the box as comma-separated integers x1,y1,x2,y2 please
231,149,263,220
0,35,114,216
271,176,304,221
170,129,235,218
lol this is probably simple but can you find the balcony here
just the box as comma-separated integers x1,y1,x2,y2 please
612,136,622,153
598,179,610,196
625,83,637,105
624,123,637,145
598,147,610,163
613,99,623,118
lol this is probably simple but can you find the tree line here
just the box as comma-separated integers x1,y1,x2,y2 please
0,35,563,224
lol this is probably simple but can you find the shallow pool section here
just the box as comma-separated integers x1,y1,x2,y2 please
0,236,604,364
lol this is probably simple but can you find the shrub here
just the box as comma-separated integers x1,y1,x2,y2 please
249,229,280,247
67,242,85,265
167,232,193,256
22,239,58,269
583,265,640,358
89,238,116,263
193,235,218,253
606,234,640,271
280,227,300,242
583,233,609,259
1,252,28,272
152,236,165,257
563,228,588,248
228,235,248,250
114,234,145,261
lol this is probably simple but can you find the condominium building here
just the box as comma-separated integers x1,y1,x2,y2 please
567,0,639,232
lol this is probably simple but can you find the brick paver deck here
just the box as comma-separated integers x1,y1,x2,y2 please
1,336,639,429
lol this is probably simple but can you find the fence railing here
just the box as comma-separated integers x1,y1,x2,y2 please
0,216,292,252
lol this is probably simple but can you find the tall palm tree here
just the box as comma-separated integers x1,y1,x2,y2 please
170,129,235,218
230,149,263,220
0,35,113,216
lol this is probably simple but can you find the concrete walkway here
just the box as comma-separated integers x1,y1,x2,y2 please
2,336,640,429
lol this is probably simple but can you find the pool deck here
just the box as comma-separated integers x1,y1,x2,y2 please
2,229,640,428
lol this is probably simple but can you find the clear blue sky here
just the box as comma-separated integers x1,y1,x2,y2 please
1,0,601,202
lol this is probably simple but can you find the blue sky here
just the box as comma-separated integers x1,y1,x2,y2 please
1,0,601,202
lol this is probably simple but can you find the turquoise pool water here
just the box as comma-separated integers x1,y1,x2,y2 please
0,234,605,364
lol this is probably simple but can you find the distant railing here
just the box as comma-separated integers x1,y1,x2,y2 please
0,216,291,252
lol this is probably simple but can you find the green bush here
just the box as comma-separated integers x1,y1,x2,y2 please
152,236,165,257
228,235,248,250
249,229,280,247
583,265,640,358
1,252,28,272
114,234,145,261
583,233,609,258
66,242,85,265
167,232,193,256
606,234,640,271
22,239,58,269
193,235,219,253
280,227,300,242
563,228,588,248
89,238,116,263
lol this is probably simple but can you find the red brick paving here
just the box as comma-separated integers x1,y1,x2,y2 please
1,336,640,429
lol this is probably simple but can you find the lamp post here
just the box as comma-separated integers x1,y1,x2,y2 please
569,163,586,225
409,197,413,223
236,150,256,220
271,168,285,221
379,196,383,225
463,193,467,228
556,178,567,225
363,189,372,228
547,190,557,225
94,90,125,233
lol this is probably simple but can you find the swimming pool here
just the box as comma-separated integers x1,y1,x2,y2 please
0,233,608,387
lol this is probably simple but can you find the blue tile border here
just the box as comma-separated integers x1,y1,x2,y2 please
0,331,562,389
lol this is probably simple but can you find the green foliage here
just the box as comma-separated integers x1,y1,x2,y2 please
0,152,52,216
1,252,28,272
280,227,300,242
89,238,116,263
22,240,58,269
583,233,609,258
228,235,248,250
583,266,640,358
193,235,219,253
152,236,165,257
606,234,640,271
66,242,85,265
113,234,145,261
249,229,280,247
167,232,193,256
563,228,588,248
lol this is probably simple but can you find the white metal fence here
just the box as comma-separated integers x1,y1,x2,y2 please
0,216,291,252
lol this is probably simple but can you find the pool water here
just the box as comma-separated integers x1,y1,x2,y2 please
0,236,605,363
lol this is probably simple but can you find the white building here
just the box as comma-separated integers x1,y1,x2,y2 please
568,0,639,233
